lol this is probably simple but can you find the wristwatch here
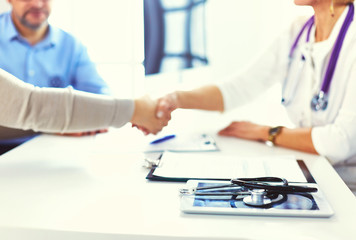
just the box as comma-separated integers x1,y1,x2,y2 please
266,126,283,147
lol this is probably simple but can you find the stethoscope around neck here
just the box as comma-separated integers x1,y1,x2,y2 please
282,3,354,111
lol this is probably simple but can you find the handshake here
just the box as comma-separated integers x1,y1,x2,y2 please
131,92,178,135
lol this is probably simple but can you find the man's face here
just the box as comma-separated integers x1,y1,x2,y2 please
8,0,52,30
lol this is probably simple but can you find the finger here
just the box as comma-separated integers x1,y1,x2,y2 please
218,126,228,132
96,129,108,134
153,128,162,135
157,95,178,118
138,126,150,135
218,125,234,133
147,129,157,135
218,129,228,135
160,118,169,126
218,127,235,135
156,111,164,119
162,111,172,121
68,132,85,137
218,130,229,136
218,130,235,136
156,99,170,118
157,98,169,109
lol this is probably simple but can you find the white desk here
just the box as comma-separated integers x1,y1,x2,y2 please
0,109,355,240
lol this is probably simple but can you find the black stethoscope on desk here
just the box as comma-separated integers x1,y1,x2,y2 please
180,177,318,208
281,3,354,111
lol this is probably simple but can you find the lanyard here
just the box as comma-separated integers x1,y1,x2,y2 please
285,3,354,111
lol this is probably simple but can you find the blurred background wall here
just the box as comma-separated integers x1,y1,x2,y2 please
0,0,312,97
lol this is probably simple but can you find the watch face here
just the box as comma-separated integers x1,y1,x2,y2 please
269,127,281,135
267,126,282,146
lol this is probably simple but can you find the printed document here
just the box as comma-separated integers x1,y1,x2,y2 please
153,152,307,182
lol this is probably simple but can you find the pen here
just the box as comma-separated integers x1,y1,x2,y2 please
150,134,176,144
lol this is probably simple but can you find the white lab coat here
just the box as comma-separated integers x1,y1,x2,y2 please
218,4,356,193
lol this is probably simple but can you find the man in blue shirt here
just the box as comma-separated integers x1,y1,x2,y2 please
0,0,110,153
0,0,110,94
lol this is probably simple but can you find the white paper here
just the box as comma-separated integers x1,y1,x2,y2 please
153,152,307,183
145,134,218,153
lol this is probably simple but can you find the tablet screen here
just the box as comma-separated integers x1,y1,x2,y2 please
192,182,319,211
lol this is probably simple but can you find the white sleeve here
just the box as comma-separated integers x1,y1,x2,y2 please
0,69,134,133
216,32,290,111
312,61,356,164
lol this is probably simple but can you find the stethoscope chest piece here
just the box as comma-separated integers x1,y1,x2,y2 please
310,91,328,111
243,189,272,207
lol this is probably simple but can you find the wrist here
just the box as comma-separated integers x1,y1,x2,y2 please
266,126,284,147
260,126,270,142
131,99,140,124
131,97,147,125
174,91,182,109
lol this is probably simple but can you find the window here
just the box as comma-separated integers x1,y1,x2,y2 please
50,0,144,98
144,0,208,75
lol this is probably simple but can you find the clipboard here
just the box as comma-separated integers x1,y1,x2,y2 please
146,152,316,184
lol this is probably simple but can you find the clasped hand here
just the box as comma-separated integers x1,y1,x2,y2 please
131,93,177,135
133,93,267,141
131,95,173,135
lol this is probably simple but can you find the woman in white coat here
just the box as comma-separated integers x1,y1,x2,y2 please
156,0,356,194
0,68,167,136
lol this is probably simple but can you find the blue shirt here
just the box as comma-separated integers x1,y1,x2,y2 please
0,11,110,94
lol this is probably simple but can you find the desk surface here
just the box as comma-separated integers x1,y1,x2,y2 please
0,109,355,240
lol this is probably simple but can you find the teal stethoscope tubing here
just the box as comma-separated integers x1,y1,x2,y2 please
282,3,354,111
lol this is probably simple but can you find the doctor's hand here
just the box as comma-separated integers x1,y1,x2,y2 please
155,92,179,121
131,96,169,135
218,121,269,142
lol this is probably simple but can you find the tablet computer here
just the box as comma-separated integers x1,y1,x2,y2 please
180,180,334,218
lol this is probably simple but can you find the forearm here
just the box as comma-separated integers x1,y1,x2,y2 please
176,85,224,112
67,91,134,132
0,69,134,133
220,122,318,154
17,88,133,133
271,127,317,154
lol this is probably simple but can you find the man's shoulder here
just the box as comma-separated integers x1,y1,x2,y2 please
50,25,78,41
